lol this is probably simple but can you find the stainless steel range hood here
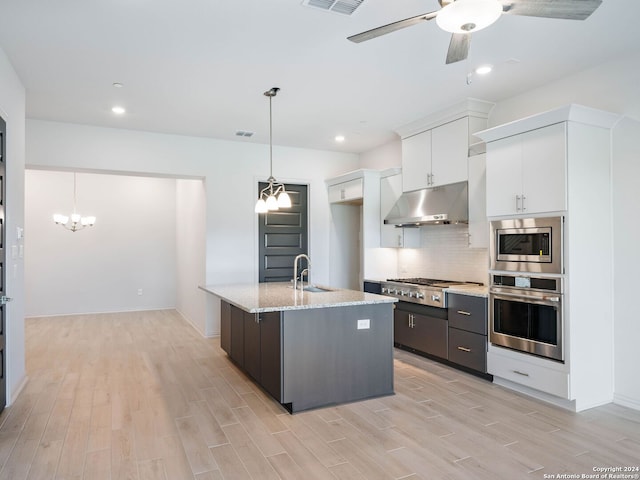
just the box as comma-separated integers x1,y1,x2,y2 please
384,181,468,226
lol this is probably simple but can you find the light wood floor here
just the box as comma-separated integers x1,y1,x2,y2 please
0,310,638,479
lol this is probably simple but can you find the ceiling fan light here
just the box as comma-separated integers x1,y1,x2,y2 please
436,0,502,34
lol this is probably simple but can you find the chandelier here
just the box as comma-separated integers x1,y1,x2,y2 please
254,87,292,213
53,172,96,232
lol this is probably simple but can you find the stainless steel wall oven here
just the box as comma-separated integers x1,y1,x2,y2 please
489,274,563,362
490,216,563,274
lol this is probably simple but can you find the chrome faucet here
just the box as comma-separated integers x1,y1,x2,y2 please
293,254,311,292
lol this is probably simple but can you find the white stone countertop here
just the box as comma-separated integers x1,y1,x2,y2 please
200,282,397,313
445,285,489,298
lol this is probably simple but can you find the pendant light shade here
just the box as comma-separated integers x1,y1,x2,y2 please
255,87,291,213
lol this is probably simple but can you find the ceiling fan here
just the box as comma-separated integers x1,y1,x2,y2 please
348,0,602,64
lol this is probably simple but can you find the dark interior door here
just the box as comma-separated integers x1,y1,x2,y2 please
0,115,7,412
258,183,308,283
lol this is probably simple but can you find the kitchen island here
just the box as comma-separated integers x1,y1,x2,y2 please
200,283,397,413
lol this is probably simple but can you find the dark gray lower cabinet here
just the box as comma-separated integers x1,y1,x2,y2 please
448,327,487,372
447,293,488,374
258,311,281,402
394,305,448,360
393,295,490,377
243,310,261,382
221,302,283,403
220,301,231,354
230,304,244,368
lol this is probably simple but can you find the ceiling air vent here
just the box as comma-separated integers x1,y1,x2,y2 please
302,0,365,16
235,130,254,137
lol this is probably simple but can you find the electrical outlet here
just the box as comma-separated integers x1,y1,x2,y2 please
137,289,143,296
357,319,370,330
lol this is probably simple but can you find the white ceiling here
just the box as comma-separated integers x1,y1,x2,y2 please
1,0,639,154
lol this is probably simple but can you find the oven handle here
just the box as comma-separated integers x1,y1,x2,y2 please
490,290,561,305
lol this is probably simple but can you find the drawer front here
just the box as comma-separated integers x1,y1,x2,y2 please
488,350,569,398
448,293,487,335
448,328,487,373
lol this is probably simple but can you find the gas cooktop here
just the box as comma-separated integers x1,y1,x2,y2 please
381,278,482,307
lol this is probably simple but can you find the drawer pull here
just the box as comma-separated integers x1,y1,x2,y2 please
457,346,471,353
513,370,530,377
456,310,471,316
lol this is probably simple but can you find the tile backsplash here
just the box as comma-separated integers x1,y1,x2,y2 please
397,224,489,285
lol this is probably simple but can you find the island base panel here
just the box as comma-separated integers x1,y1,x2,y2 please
282,303,394,413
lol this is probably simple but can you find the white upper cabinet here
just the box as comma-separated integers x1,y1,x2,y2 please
486,122,567,217
328,177,364,204
431,117,470,187
401,117,469,192
401,129,432,192
397,99,494,194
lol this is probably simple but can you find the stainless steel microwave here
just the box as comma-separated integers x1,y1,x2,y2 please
490,216,563,274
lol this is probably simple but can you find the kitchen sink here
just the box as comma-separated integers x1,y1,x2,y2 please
303,285,333,293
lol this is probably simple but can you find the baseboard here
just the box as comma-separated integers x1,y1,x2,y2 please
613,392,640,411
24,306,176,319
1,373,30,420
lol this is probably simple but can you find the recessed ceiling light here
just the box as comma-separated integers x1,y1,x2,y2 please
335,135,345,143
112,82,123,88
112,106,126,115
475,64,493,75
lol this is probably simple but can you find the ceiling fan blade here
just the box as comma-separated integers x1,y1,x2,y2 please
501,0,602,20
347,11,439,43
445,33,470,64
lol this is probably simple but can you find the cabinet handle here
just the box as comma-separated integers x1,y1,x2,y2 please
457,346,471,353
456,310,471,316
513,370,530,377
516,195,522,212
522,195,527,212
398,234,402,247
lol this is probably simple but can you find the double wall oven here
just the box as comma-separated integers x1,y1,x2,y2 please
489,216,565,362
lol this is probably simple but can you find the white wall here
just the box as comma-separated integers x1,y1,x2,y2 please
25,171,178,316
358,139,401,171
0,46,26,405
176,178,207,335
612,118,640,409
25,119,360,335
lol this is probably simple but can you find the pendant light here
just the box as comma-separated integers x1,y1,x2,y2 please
255,87,291,213
53,172,96,232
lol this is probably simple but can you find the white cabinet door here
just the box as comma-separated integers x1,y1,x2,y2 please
486,134,523,217
402,130,431,192
486,123,567,217
521,123,567,214
328,178,363,204
431,117,469,187
468,154,488,249
380,174,421,248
